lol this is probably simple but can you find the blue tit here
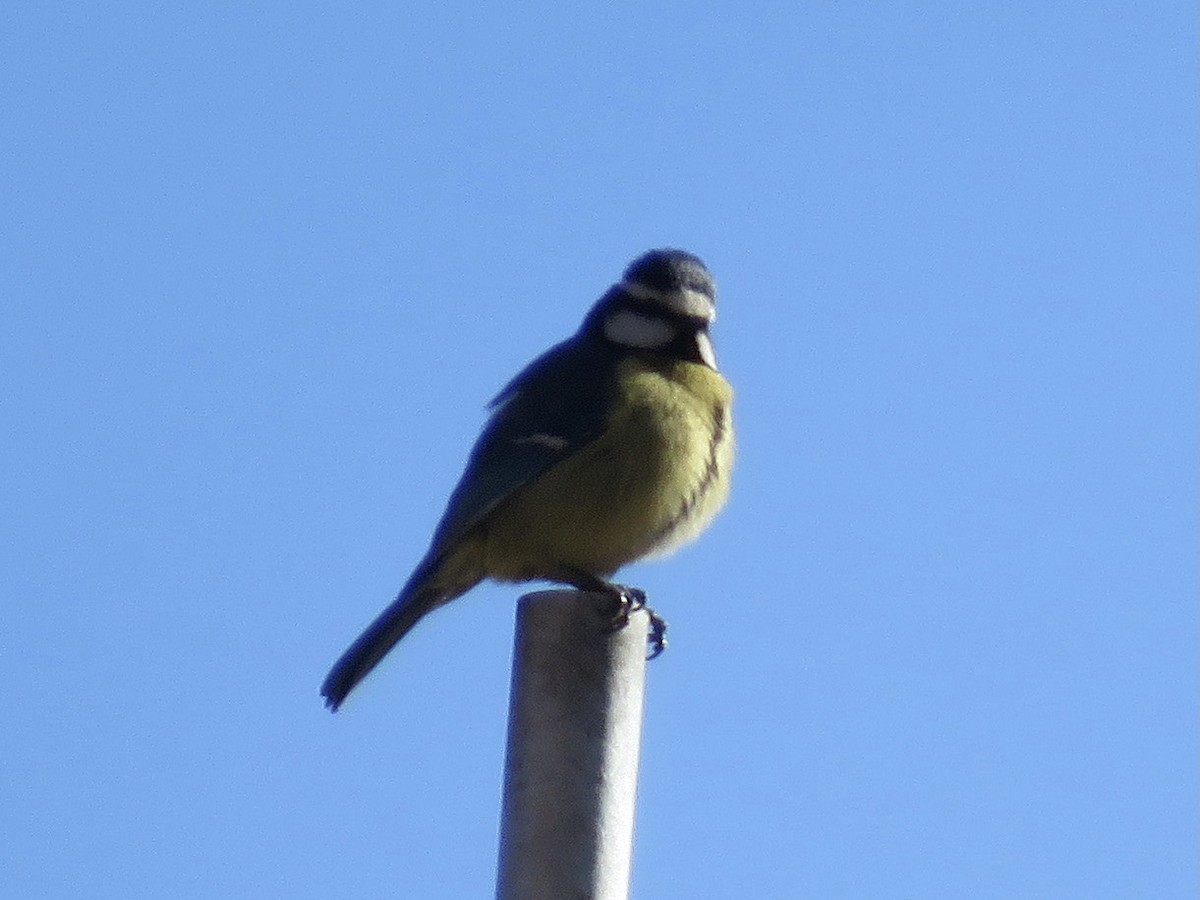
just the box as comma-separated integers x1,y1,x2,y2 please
321,249,734,710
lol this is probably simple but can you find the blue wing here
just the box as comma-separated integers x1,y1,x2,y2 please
426,337,616,556
321,337,617,710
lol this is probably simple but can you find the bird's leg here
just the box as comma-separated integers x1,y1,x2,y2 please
613,588,667,660
560,567,668,660
560,567,643,625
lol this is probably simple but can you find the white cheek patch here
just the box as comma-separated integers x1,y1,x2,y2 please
676,287,717,322
621,282,716,322
695,331,718,369
603,310,676,349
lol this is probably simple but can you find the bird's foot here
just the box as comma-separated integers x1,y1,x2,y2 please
602,582,644,628
646,608,668,660
563,568,669,660
599,583,668,661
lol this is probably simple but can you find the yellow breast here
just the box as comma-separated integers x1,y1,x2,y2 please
480,357,734,581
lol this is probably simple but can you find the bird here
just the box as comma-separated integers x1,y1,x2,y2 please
321,248,734,711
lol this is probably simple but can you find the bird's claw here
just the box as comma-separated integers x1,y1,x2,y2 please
601,584,667,660
645,609,667,660
603,583,645,629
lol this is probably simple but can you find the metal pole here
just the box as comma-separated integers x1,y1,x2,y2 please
495,590,649,900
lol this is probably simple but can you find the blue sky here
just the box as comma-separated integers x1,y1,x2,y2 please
3,3,1195,897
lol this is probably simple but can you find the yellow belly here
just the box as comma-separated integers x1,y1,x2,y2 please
479,358,733,581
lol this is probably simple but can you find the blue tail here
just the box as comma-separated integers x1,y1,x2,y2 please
321,557,470,711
